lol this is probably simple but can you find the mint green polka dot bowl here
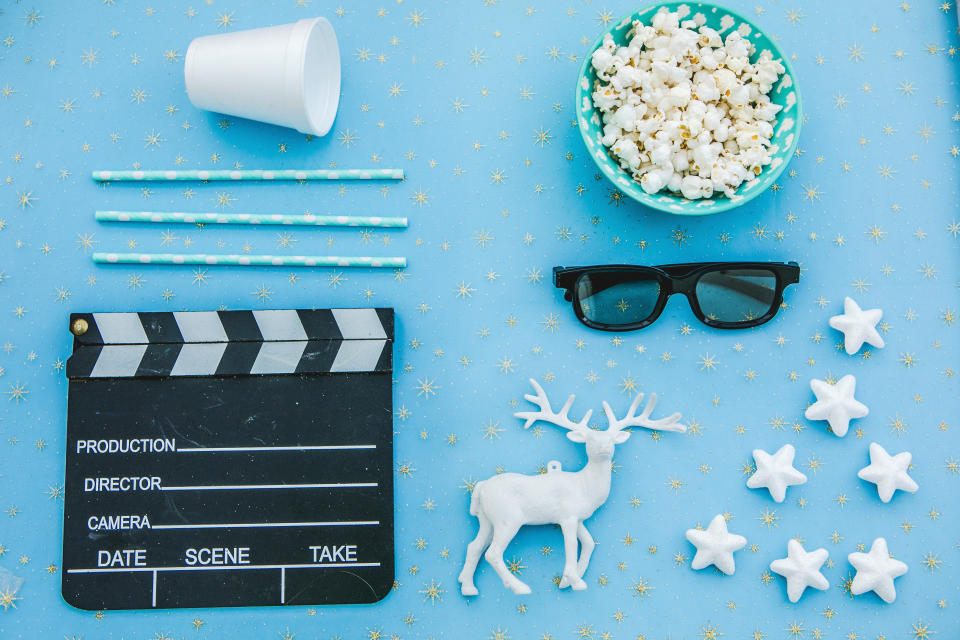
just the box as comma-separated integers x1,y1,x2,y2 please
576,2,802,215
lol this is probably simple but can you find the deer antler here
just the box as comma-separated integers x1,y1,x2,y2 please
602,393,686,433
514,378,593,432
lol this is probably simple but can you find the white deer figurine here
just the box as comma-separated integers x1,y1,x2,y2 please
458,379,685,596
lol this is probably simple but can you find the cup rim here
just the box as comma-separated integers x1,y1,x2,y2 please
294,17,341,137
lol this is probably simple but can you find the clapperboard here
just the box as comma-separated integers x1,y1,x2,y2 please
62,308,395,610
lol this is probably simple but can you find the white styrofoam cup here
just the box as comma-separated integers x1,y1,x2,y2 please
184,17,340,136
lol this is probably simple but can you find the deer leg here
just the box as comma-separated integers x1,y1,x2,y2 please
458,514,492,596
575,522,595,579
484,522,530,595
559,518,587,591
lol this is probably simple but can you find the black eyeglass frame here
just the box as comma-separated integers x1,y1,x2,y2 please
553,261,800,331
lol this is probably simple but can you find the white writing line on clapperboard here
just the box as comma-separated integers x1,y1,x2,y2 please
177,444,376,452
161,482,378,491
87,516,379,531
82,478,378,492
151,521,379,530
77,440,376,454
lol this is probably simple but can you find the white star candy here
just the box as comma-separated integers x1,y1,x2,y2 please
769,539,830,603
848,537,908,603
746,443,808,503
857,442,919,503
804,374,868,437
829,296,885,355
685,514,747,575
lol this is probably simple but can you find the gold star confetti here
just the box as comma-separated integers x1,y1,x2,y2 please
0,587,21,611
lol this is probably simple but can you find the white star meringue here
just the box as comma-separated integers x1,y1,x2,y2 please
829,297,885,355
746,444,808,503
857,442,919,503
686,514,747,575
769,539,830,603
848,537,908,603
804,374,868,437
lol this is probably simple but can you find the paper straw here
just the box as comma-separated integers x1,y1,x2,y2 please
93,252,406,269
91,169,404,182
96,210,408,229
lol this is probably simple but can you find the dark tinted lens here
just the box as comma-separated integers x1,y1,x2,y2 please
695,269,778,324
576,271,661,326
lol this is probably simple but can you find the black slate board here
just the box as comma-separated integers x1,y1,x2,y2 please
61,309,395,610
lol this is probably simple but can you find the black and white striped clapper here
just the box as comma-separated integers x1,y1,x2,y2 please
62,308,395,611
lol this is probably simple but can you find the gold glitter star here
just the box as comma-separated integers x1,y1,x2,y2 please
540,313,561,333
406,9,427,27
888,413,909,435
630,577,653,598
415,378,438,399
454,281,476,299
921,553,942,571
665,476,686,493
468,46,487,67
698,354,719,371
480,420,503,441
533,127,553,147
0,587,21,610
596,8,615,25
418,579,445,604
6,383,29,403
758,508,780,528
910,620,934,640
16,190,36,209
216,11,235,28
410,186,432,207
246,284,271,304
785,621,806,639
670,226,692,247
700,625,722,640
801,184,823,201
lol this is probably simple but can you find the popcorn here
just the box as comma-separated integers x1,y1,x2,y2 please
590,6,785,200
611,104,640,131
612,137,642,170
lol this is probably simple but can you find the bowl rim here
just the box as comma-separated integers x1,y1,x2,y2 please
575,1,804,216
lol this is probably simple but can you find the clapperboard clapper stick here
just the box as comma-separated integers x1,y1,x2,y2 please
62,309,395,610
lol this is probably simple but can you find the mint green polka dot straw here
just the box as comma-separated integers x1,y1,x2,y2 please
93,252,406,269
91,169,404,181
95,210,408,228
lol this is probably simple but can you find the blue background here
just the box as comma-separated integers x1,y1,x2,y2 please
1,1,959,638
